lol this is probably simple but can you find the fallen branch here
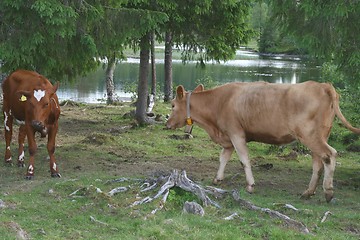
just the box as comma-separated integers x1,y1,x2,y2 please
273,203,299,211
90,216,108,226
224,213,239,220
232,190,309,234
108,187,128,196
320,211,332,223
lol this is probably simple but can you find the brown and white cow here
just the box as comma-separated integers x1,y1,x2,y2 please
2,70,61,179
166,81,360,202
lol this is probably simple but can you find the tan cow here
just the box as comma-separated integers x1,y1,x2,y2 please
2,70,61,179
166,81,360,202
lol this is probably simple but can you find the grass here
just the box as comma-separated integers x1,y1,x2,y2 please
0,101,359,239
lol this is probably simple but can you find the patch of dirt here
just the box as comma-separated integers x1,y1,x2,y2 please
3,221,30,240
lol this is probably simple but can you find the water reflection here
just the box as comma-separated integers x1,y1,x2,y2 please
56,50,321,103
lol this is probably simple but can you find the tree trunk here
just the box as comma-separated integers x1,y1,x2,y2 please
135,33,151,124
106,53,116,104
147,31,156,113
164,31,173,102
150,31,156,97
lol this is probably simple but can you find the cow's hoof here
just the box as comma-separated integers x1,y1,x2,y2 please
325,191,334,203
246,184,254,194
213,178,223,185
5,162,13,166
5,159,13,166
25,175,34,180
17,162,25,168
300,190,315,200
51,173,62,178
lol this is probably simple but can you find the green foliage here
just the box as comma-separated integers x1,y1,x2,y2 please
0,0,98,79
195,75,220,89
321,62,346,88
250,1,306,54
157,0,254,63
167,187,199,207
270,0,360,85
0,0,168,80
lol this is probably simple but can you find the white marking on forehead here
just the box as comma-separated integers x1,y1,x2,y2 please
34,89,45,102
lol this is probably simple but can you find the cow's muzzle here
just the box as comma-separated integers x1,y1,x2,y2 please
165,121,175,130
31,120,47,137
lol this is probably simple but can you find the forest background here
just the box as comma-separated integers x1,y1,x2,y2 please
1,1,360,239
1,0,359,124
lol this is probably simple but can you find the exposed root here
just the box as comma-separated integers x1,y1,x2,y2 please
106,169,310,234
232,190,310,234
130,169,221,208
108,187,128,196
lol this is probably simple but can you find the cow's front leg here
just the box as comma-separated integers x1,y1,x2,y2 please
47,126,61,178
3,110,13,164
231,135,255,193
17,125,27,167
213,147,234,184
25,128,37,179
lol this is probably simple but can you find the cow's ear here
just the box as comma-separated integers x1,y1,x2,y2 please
176,85,185,100
193,84,204,92
52,82,59,93
16,90,32,102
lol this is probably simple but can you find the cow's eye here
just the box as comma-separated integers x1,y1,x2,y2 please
44,102,49,108
172,104,175,109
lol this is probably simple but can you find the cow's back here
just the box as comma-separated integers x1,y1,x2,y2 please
216,81,334,144
2,70,50,93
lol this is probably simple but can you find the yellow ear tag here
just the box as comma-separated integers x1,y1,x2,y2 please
20,95,27,102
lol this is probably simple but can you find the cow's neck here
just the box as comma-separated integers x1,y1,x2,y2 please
190,90,224,143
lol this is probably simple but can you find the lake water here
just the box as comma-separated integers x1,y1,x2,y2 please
57,49,321,103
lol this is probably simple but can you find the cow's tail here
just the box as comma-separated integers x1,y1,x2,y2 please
327,83,360,134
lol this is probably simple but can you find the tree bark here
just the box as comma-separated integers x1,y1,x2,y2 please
105,53,116,104
150,31,156,97
164,31,173,102
135,33,151,124
147,31,156,113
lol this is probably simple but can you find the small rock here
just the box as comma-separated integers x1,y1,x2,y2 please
183,201,205,216
38,228,46,235
0,199,6,209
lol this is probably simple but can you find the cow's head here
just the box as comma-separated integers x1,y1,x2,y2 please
166,84,204,129
17,82,59,137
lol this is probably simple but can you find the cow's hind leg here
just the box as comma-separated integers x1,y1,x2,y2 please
17,125,26,167
301,153,323,199
213,147,234,184
322,144,337,202
302,141,337,202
